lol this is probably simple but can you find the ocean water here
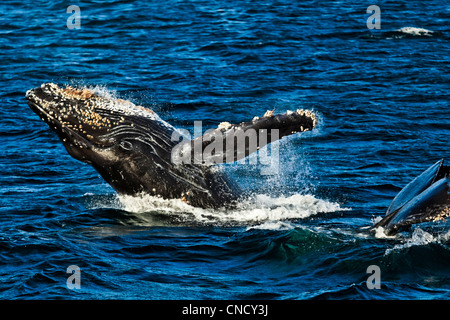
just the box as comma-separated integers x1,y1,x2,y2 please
0,0,449,300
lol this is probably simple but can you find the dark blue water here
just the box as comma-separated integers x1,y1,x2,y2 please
1,0,449,300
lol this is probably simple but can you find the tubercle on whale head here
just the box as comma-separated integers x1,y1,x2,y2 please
25,83,161,163
27,84,108,131
27,84,109,161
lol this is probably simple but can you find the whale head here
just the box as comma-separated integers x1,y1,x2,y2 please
25,83,188,196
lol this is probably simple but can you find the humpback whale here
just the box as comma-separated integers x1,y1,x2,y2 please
26,83,317,209
374,159,450,236
26,83,449,235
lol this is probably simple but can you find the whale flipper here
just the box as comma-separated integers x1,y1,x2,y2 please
386,159,444,215
374,159,450,235
178,110,317,165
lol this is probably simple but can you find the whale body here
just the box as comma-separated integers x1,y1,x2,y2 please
26,83,317,209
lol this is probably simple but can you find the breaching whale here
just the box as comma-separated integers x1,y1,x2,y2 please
26,83,449,235
374,159,449,236
26,83,317,209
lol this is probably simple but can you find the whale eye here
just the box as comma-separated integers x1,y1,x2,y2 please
119,140,133,151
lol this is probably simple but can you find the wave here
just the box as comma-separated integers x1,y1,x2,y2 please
103,192,349,227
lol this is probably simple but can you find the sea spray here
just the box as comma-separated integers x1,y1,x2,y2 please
111,192,349,226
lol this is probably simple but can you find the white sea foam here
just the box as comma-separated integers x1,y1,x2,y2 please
370,216,397,239
114,192,349,227
372,226,393,239
88,84,119,100
384,228,450,255
246,221,296,231
396,27,434,36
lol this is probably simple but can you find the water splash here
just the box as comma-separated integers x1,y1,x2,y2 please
111,192,349,227
384,228,450,255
